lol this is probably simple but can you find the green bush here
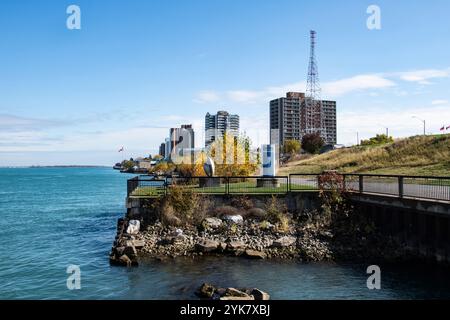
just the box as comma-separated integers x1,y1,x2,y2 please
283,140,301,155
361,134,394,146
302,133,325,154
264,196,290,233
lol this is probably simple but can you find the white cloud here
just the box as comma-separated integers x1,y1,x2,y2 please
396,69,450,84
431,99,449,105
195,67,450,105
323,74,396,97
196,73,396,105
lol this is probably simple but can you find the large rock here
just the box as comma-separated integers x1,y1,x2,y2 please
246,208,267,220
126,240,145,249
222,215,244,225
244,250,267,260
197,283,216,298
119,254,132,267
203,217,223,230
251,288,270,300
114,246,125,256
220,296,255,301
126,220,140,235
170,228,184,237
272,236,297,248
195,239,220,252
218,242,228,252
223,288,253,299
227,240,246,251
123,245,137,258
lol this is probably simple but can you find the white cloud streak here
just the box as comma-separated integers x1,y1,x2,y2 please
195,67,450,104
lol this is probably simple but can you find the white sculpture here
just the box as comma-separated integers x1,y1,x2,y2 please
203,156,215,177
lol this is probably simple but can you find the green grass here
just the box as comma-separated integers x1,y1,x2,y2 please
130,181,318,197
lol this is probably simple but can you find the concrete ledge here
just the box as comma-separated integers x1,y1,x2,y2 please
350,193,450,216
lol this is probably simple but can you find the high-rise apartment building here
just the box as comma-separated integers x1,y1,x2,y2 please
159,143,166,158
270,92,336,147
170,124,195,158
205,111,240,147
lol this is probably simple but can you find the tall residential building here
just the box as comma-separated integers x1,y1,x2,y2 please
169,124,195,160
164,137,171,160
159,142,166,158
270,92,336,147
205,111,240,147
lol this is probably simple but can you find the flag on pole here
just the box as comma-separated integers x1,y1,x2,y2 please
440,126,445,132
447,125,450,130
118,147,124,152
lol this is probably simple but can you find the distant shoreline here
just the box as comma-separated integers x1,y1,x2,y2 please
0,165,111,169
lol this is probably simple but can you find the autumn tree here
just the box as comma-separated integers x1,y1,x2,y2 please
283,140,301,155
207,132,259,176
302,133,325,154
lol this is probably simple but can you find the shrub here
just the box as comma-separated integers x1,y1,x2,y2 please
276,215,290,233
302,133,325,154
160,201,182,227
283,140,301,155
264,196,290,231
317,171,350,223
159,184,211,227
259,220,272,231
122,160,135,170
360,134,394,146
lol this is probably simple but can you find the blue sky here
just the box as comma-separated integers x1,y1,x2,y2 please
1,0,450,166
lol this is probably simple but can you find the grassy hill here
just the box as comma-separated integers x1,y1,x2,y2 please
279,134,450,176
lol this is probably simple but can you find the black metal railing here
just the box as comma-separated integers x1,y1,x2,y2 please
128,175,289,197
289,174,320,191
127,173,450,202
343,174,450,202
127,177,166,197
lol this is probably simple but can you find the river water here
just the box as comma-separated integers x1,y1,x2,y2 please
1,167,449,300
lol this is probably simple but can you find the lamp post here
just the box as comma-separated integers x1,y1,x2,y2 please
412,116,426,136
377,123,389,137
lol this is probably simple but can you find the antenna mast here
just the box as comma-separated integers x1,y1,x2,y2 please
304,30,326,139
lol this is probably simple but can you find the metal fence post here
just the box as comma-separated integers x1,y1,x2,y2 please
359,175,364,193
399,176,404,198
286,176,289,194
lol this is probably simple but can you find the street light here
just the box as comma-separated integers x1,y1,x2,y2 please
412,116,426,136
377,123,389,137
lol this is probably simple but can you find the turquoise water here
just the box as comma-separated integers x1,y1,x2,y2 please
1,167,450,300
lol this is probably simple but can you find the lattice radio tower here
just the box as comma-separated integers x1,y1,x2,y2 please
305,30,326,139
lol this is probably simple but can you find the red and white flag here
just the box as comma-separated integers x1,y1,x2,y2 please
118,147,124,152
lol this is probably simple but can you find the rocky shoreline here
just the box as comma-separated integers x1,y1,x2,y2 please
109,207,408,266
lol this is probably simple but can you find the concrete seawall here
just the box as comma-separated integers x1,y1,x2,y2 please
125,192,450,263
126,192,322,221
351,193,450,263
